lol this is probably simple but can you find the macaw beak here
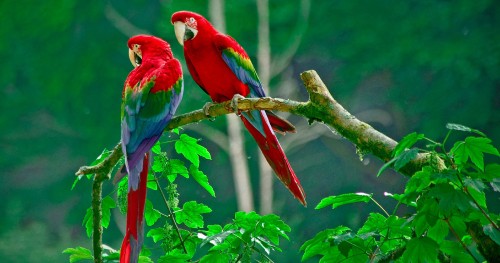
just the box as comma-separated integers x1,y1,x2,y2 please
173,21,198,46
173,21,186,46
128,45,142,68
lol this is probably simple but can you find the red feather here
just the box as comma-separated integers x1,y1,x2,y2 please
120,153,149,263
172,11,306,206
241,111,306,205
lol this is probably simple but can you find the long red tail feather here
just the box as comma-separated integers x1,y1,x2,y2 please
120,153,149,263
240,111,306,206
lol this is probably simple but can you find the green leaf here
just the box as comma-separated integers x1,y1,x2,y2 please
376,157,397,177
151,141,162,154
117,177,128,214
156,159,189,183
358,213,386,234
171,128,180,135
82,207,93,238
394,148,419,171
449,216,467,237
466,185,486,209
404,166,432,199
446,123,472,132
200,228,236,247
175,134,211,167
147,227,169,243
440,240,476,263
146,173,157,190
257,214,291,245
300,226,351,261
446,123,486,137
158,252,191,263
402,237,438,263
393,132,425,157
62,247,93,263
144,200,161,226
483,163,500,181
483,224,500,246
315,192,372,210
427,219,449,244
189,165,215,197
234,211,262,231
451,137,500,171
138,256,154,263
175,201,212,228
384,192,416,207
429,183,471,215
199,252,231,263
101,196,116,229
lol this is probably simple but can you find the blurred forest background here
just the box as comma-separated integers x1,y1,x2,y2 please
1,0,498,262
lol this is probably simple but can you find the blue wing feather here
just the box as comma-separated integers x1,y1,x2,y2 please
121,61,183,190
214,34,266,98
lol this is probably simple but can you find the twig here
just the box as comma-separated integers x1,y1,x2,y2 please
155,178,188,254
445,218,480,263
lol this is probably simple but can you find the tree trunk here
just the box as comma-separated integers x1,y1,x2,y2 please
256,0,273,214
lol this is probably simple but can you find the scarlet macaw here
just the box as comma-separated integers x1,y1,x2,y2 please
171,11,306,206
116,35,183,263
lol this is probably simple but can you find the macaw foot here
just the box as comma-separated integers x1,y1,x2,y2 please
230,94,246,116
203,102,217,121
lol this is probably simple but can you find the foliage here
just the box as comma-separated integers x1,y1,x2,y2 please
65,124,499,262
3,0,499,261
65,130,291,262
300,124,500,262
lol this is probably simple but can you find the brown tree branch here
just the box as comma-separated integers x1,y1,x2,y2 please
76,70,442,178
75,70,497,261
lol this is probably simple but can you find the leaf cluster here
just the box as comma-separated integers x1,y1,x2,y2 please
65,129,291,262
301,124,500,262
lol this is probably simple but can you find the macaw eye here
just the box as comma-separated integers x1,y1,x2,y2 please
189,17,195,23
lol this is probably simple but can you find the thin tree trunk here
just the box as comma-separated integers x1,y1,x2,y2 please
256,0,273,214
209,0,254,212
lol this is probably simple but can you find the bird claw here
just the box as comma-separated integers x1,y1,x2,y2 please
203,102,214,118
230,94,246,116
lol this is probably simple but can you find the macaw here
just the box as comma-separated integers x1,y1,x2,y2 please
171,11,306,206
115,35,183,263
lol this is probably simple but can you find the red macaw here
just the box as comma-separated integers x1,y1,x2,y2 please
171,11,306,206
115,35,183,263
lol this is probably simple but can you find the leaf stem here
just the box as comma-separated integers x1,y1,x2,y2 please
463,187,499,230
154,177,188,254
370,196,390,217
444,218,479,263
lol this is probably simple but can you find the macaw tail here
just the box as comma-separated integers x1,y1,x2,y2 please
240,110,306,206
120,153,149,263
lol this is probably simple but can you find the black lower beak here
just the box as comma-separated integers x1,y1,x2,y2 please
184,27,194,41
134,53,142,66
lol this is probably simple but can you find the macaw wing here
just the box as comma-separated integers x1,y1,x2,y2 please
214,34,266,98
121,60,183,189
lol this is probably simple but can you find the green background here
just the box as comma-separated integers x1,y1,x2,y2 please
1,0,498,262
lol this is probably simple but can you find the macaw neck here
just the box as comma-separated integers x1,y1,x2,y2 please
125,59,164,88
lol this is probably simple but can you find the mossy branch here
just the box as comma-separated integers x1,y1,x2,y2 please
74,70,496,262
76,70,438,178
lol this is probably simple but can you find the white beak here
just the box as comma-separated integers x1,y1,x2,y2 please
173,21,186,46
128,49,137,68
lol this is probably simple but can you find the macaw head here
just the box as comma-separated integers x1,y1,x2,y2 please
127,35,172,68
171,11,215,46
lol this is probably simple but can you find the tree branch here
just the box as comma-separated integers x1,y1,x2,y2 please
76,70,498,261
76,70,443,178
